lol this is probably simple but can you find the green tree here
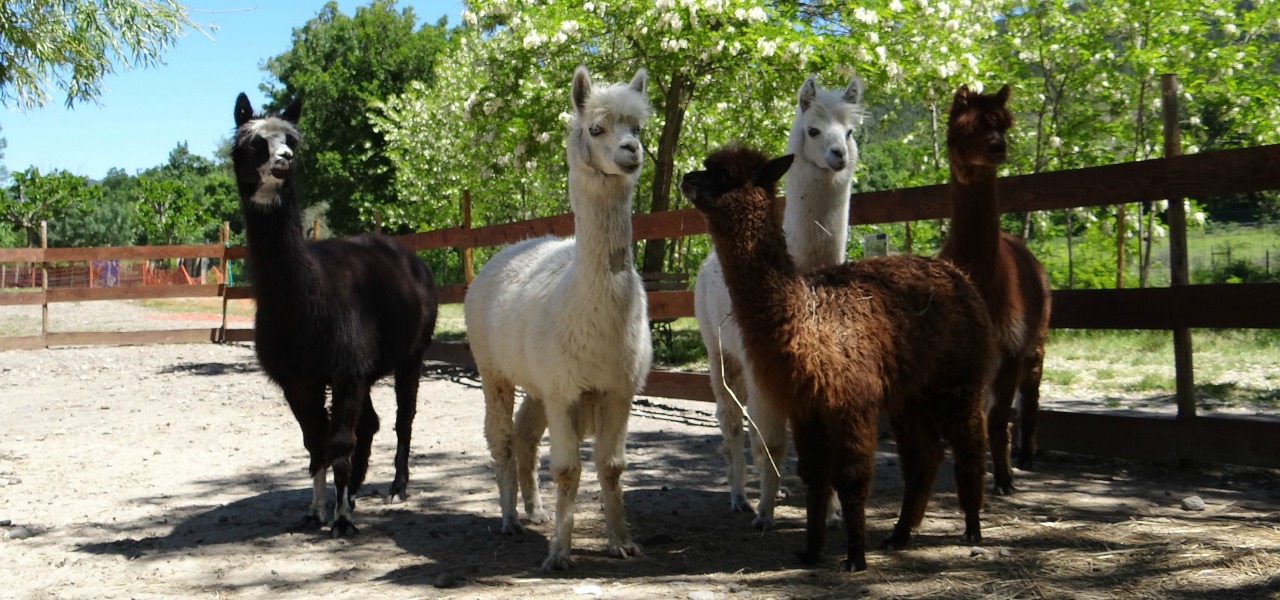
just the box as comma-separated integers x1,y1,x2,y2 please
0,0,198,109
3,167,100,246
50,168,138,247
129,143,237,245
263,0,449,234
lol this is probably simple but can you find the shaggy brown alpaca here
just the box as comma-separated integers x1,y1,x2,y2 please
682,145,994,571
938,84,1052,495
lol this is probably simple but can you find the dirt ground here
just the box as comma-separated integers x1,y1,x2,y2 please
1,304,1279,599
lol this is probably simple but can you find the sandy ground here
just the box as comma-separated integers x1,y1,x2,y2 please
1,303,1279,599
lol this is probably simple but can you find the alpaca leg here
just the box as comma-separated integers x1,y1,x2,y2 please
481,375,522,534
543,402,584,572
389,360,421,501
792,418,830,566
328,378,370,537
833,452,875,572
514,395,550,524
747,385,788,531
593,392,639,560
284,383,328,529
349,389,380,499
711,351,752,513
1015,352,1044,471
945,404,989,544
988,360,1022,495
882,413,944,551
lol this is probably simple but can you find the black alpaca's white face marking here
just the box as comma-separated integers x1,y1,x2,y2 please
232,93,302,208
239,119,300,206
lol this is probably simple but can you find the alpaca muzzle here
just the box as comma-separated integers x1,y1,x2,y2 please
271,159,292,179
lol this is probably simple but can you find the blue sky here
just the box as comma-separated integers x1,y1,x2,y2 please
1,1,462,180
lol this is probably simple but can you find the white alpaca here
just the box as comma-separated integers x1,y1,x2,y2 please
694,74,865,529
464,66,653,572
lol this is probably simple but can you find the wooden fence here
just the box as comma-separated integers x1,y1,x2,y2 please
3,82,1279,468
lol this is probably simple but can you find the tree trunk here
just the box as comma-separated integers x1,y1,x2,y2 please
1115,203,1127,289
641,71,692,274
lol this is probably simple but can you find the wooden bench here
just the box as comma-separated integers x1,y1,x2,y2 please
641,271,689,354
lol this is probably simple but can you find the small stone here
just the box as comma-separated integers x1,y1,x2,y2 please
969,547,988,557
999,549,1012,557
688,591,719,600
1181,496,1207,511
5,527,34,540
573,584,603,596
728,583,746,593
0,519,10,527
433,571,458,589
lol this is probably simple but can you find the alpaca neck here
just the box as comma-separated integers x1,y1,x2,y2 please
783,147,852,270
240,182,320,304
942,164,1002,284
711,214,805,357
567,167,637,277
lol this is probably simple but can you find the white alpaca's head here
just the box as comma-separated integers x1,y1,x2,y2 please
567,66,651,179
788,75,865,173
232,93,302,207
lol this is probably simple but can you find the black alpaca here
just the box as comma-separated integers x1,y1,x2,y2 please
231,93,439,536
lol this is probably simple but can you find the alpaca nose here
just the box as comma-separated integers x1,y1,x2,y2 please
620,139,639,154
988,141,1006,157
827,147,847,171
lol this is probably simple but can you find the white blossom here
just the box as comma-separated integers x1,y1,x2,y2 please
889,0,904,11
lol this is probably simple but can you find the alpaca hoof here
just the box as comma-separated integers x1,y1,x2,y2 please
840,556,867,572
993,482,1016,496
826,514,844,530
330,517,359,538
500,517,524,535
794,549,822,566
293,514,325,532
608,539,641,559
541,550,573,572
961,529,982,544
388,479,410,502
729,494,754,514
527,508,551,525
880,531,911,551
752,514,775,531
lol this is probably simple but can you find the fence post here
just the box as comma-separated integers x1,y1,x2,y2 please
40,221,48,345
312,219,321,241
462,190,475,285
1162,74,1196,438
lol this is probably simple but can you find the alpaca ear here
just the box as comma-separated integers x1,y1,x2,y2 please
571,65,592,114
281,97,303,124
798,76,817,111
628,68,647,95
951,85,971,112
234,93,254,127
995,84,1012,106
755,154,795,188
843,75,865,105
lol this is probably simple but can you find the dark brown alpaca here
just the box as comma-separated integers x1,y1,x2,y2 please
938,85,1052,494
682,145,994,571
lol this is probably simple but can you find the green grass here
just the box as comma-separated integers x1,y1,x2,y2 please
1043,328,1280,412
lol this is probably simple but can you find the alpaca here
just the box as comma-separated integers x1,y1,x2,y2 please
463,66,652,572
231,94,439,536
694,74,864,528
683,145,993,571
938,84,1051,495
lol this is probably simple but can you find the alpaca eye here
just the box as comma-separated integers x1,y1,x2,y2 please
807,127,819,137
846,129,854,138
588,125,603,137
631,125,641,135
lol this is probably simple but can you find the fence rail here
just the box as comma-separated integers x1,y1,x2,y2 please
3,142,1279,467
